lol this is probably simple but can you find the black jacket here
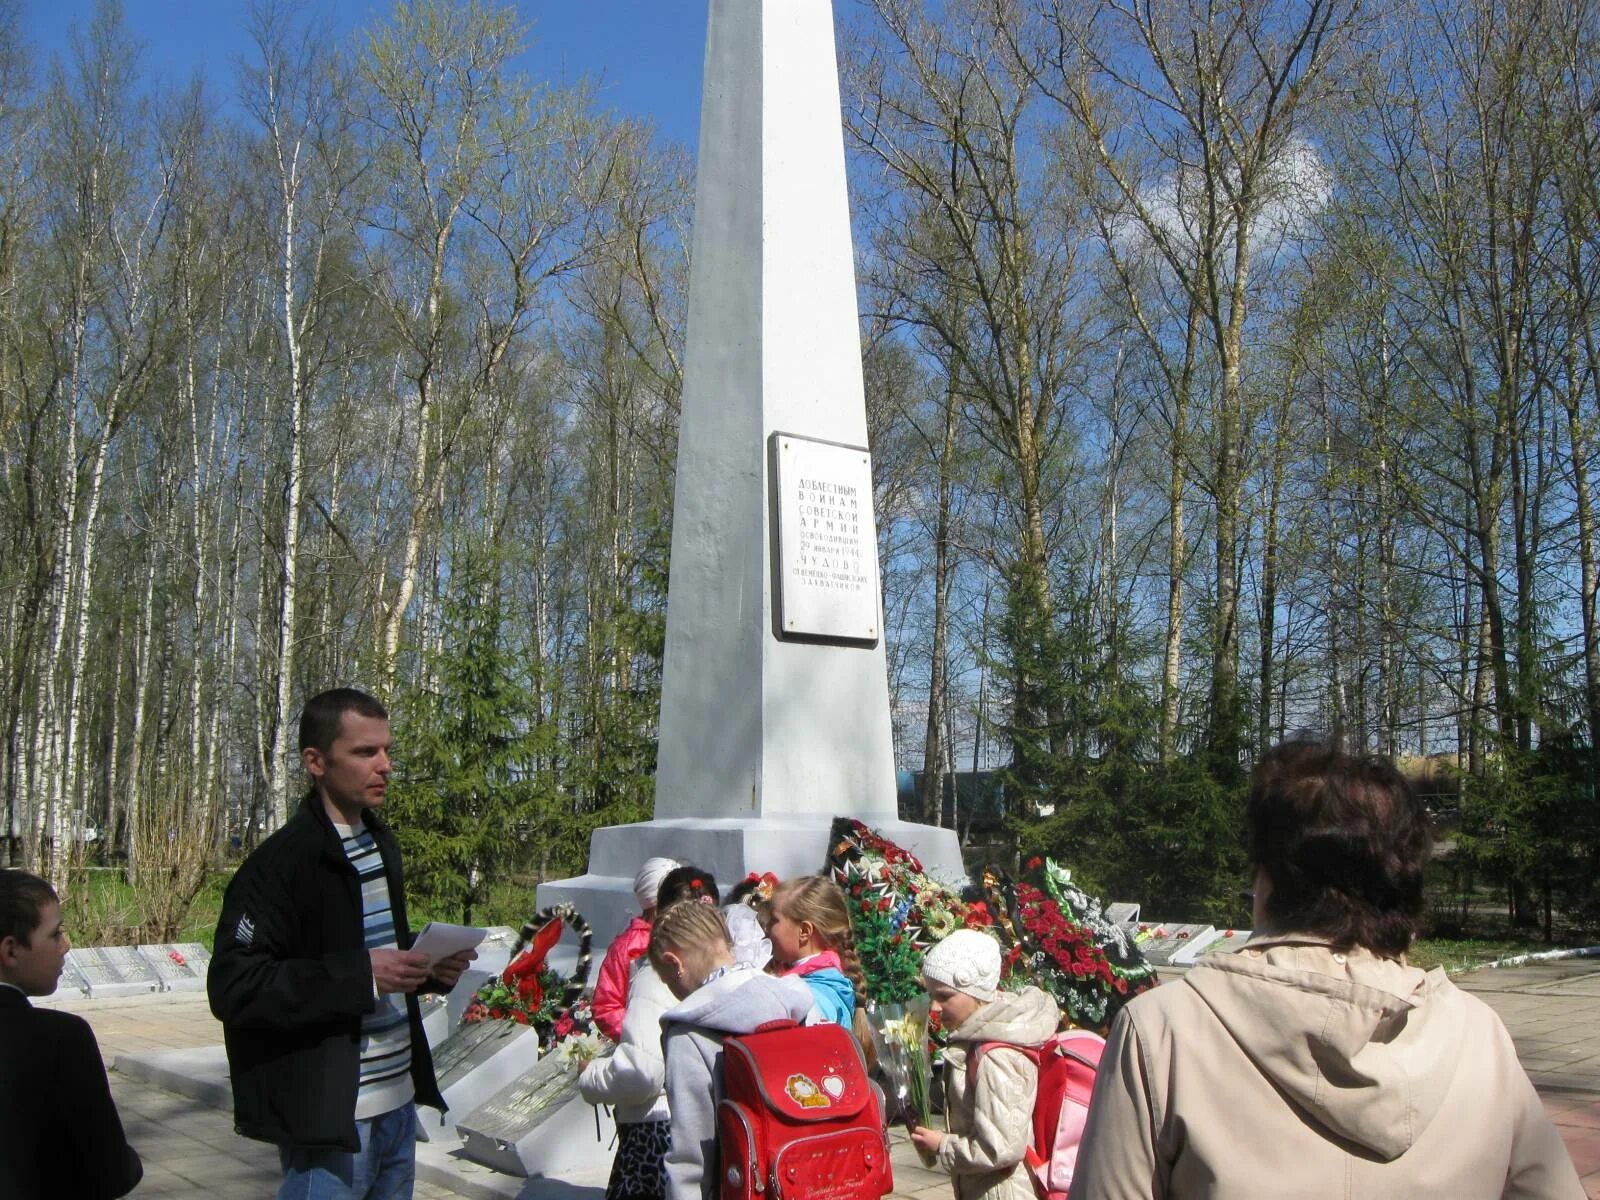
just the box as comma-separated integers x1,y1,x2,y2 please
208,793,446,1151
0,985,143,1199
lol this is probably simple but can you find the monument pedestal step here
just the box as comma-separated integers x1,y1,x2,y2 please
538,816,966,950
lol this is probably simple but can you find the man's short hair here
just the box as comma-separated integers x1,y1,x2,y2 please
0,869,58,946
297,688,388,754
1248,741,1431,958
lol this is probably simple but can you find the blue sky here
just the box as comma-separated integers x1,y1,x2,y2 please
17,1,710,150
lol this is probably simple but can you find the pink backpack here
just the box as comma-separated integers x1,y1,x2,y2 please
968,1029,1105,1200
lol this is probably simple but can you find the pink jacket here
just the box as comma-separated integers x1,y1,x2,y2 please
592,916,653,1042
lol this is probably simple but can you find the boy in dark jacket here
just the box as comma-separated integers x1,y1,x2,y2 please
210,688,475,1199
0,869,142,1200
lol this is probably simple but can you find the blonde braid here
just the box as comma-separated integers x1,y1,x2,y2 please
772,875,865,1006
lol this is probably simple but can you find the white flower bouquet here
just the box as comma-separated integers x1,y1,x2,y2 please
866,997,935,1157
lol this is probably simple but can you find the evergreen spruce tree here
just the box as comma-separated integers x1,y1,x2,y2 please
388,542,558,924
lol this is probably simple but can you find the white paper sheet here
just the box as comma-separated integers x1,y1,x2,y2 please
410,921,488,967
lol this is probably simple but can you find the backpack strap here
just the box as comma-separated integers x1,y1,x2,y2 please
966,1040,1040,1083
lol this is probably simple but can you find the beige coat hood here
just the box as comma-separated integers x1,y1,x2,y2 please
1184,937,1460,1158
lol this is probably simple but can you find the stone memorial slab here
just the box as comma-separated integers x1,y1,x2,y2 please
67,946,160,997
418,993,451,1047
418,1017,542,1142
137,943,208,992
54,953,92,997
1183,927,1253,962
1133,923,1215,967
104,945,162,991
457,1053,616,1177
1106,902,1140,924
771,434,880,644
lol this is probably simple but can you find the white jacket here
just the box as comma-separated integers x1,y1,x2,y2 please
579,960,673,1124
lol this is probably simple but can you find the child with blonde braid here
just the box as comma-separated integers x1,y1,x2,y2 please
761,875,866,1026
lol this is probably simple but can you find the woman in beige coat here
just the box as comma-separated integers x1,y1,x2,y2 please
911,930,1061,1200
1072,742,1584,1200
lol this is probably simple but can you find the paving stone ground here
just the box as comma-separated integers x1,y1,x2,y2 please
40,957,1600,1198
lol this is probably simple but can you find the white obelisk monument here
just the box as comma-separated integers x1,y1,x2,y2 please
538,0,964,943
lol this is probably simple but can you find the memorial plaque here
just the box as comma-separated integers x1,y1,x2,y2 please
55,953,92,996
771,433,881,644
137,944,208,991
67,946,160,997
457,1053,616,1178
1106,902,1141,925
68,948,120,988
433,1019,527,1092
1134,923,1216,967
104,946,161,988
418,1016,542,1143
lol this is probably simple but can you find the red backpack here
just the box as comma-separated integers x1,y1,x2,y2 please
717,1020,893,1200
968,1029,1106,1200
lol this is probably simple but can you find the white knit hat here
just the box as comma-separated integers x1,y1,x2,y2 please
634,857,682,910
922,929,1002,1001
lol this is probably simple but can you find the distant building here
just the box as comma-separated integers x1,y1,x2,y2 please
896,769,1008,838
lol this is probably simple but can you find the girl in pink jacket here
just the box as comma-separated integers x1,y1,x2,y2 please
592,857,680,1042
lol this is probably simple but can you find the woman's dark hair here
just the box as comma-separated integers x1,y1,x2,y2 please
656,865,719,910
1248,741,1431,958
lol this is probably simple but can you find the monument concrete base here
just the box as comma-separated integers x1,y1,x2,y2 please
537,816,967,949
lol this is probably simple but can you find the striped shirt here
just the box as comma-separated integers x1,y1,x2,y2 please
334,820,415,1120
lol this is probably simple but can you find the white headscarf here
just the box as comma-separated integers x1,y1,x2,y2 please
634,856,682,911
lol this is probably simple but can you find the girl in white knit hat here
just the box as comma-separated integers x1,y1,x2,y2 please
912,929,1061,1200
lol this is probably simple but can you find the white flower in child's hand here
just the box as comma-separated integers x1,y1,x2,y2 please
558,1032,608,1067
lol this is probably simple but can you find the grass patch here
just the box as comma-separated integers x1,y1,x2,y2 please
62,868,232,949
62,866,548,951
1410,936,1566,973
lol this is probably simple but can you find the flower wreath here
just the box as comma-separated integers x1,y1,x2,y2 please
463,903,600,1049
825,817,976,1003
980,862,1157,1032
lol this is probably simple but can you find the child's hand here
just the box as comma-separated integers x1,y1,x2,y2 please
910,1125,945,1155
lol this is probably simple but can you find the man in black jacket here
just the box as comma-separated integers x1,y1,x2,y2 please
0,868,143,1200
210,688,475,1199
